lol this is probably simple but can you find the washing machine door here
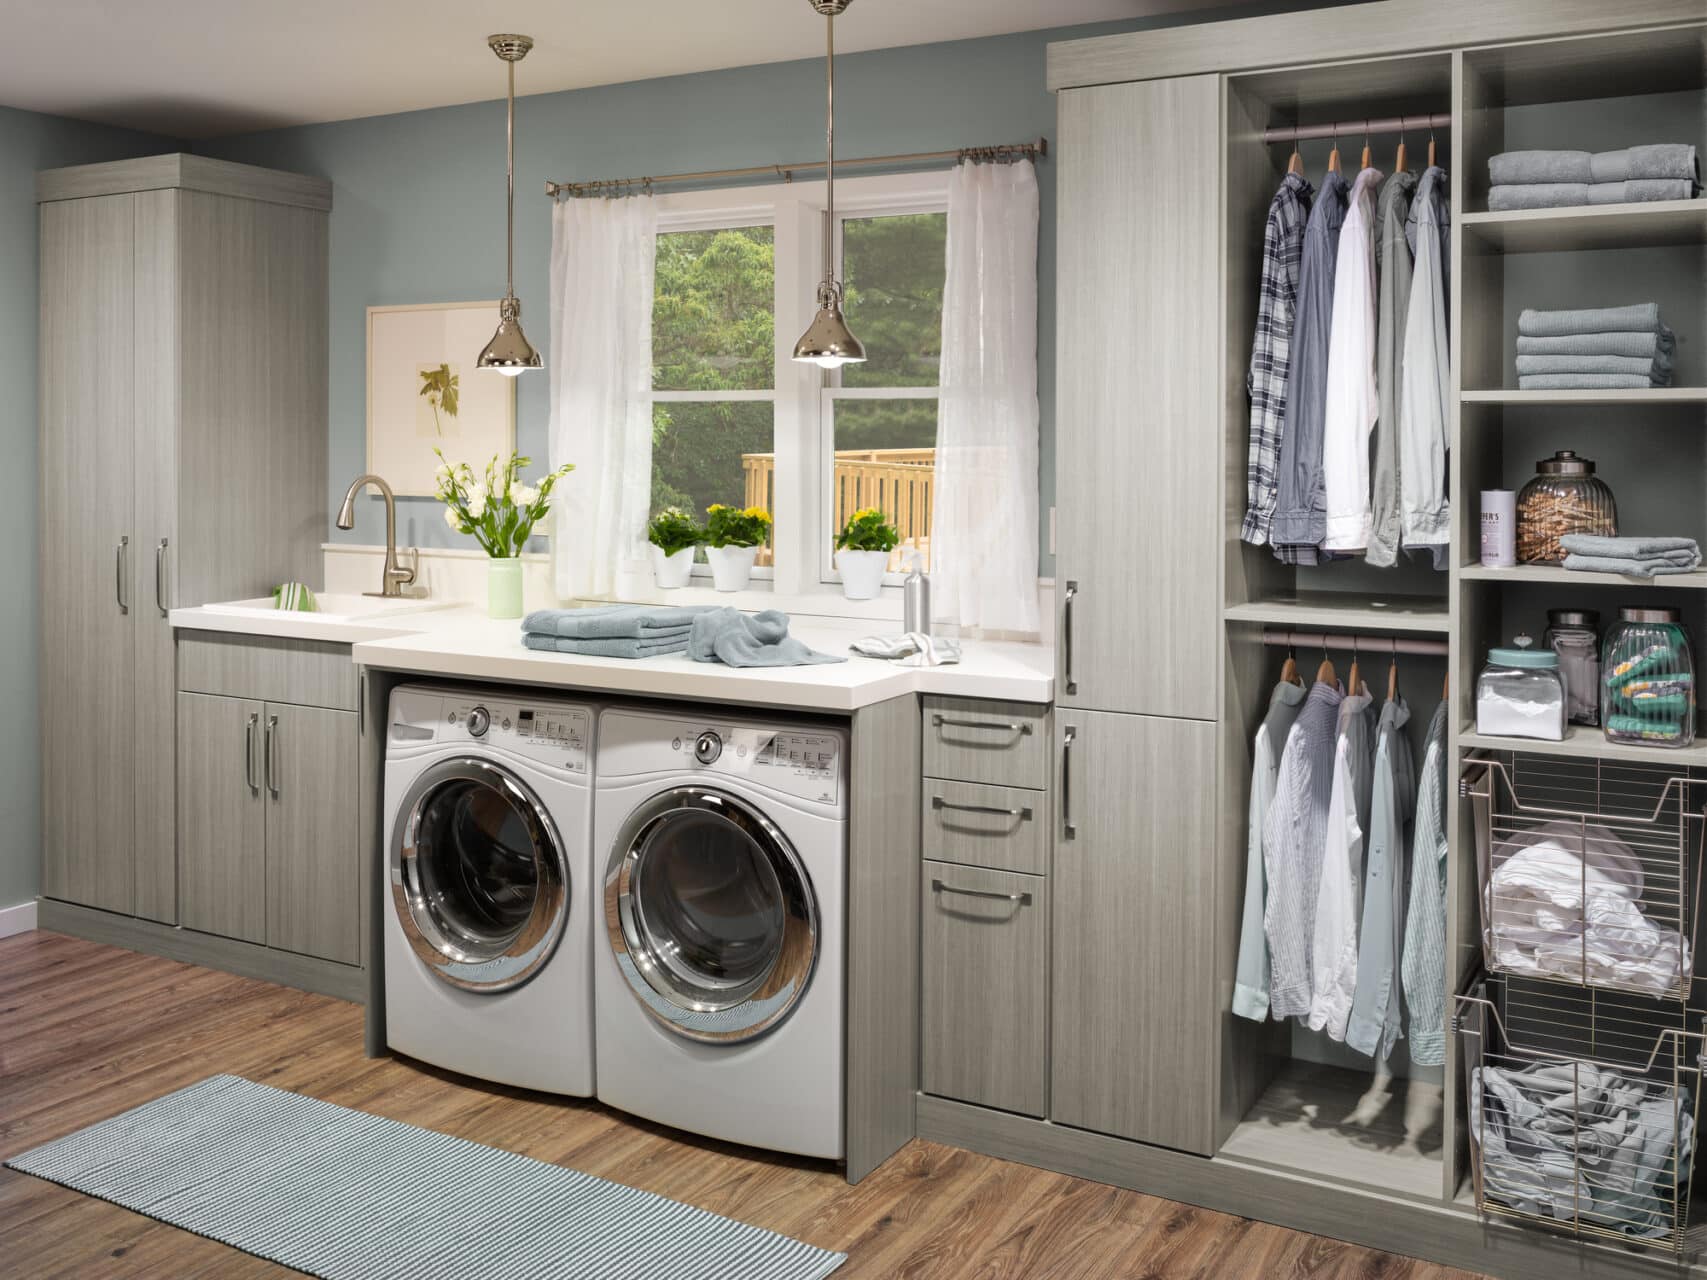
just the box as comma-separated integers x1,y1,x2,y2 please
606,786,819,1044
392,756,569,992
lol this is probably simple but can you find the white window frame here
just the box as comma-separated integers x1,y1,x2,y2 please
638,169,949,607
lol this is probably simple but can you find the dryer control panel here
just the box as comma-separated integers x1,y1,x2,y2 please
389,688,591,775
599,711,843,807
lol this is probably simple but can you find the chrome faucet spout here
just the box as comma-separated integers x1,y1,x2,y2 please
337,473,419,598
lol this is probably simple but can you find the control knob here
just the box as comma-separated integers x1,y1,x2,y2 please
694,731,722,764
466,705,491,738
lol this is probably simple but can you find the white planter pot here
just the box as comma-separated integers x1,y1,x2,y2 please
651,545,695,590
835,548,890,600
705,543,758,592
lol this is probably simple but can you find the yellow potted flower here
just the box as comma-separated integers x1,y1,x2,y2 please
834,507,899,599
703,504,772,592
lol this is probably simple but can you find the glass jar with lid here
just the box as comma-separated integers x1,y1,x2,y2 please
1602,607,1696,748
1476,635,1566,741
1545,608,1601,727
1516,450,1618,564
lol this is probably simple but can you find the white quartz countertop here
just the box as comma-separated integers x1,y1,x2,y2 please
171,604,1054,712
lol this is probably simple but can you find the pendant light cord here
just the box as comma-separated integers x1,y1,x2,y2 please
822,9,835,297
506,56,516,301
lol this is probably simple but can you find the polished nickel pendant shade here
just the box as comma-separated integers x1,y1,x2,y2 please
792,0,865,369
479,34,543,375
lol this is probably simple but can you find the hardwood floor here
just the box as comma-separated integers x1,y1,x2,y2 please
0,931,1489,1279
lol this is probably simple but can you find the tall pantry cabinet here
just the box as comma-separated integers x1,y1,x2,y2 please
37,155,329,924
1052,74,1223,1154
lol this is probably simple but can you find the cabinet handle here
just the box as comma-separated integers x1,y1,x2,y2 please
1062,580,1078,695
245,713,260,794
155,538,169,616
265,714,279,797
932,794,1032,821
931,878,1031,905
932,714,1032,737
115,536,129,614
1061,724,1077,839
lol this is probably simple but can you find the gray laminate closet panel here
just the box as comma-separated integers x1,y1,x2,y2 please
265,703,359,965
176,692,265,944
1054,75,1221,722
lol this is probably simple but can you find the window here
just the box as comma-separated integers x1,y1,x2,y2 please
646,172,948,597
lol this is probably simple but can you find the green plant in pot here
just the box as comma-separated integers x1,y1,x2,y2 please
647,508,703,590
435,446,572,618
703,503,772,592
834,506,899,600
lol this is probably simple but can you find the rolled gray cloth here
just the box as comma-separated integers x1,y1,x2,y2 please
1518,373,1663,389
521,603,717,639
521,632,689,658
1587,178,1698,205
687,607,845,667
1560,534,1701,560
1516,328,1674,359
1488,183,1588,211
1515,354,1671,377
1519,303,1661,337
1489,150,1592,185
1563,554,1702,577
1589,143,1699,184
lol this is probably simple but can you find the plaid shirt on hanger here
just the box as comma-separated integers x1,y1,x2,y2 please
1241,171,1313,546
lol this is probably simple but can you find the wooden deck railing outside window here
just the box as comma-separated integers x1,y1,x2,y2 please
741,448,934,570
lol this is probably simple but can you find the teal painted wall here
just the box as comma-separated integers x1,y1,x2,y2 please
0,108,178,911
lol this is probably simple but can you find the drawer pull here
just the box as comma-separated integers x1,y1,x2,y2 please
932,795,1032,821
933,714,1032,736
1061,724,1077,839
932,877,1031,905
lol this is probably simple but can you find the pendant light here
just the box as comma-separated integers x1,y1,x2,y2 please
792,0,866,369
478,34,542,376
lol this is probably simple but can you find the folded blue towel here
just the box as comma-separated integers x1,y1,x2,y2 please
1515,354,1670,377
1560,534,1701,560
1586,178,1698,205
1487,183,1590,211
522,632,690,659
1563,555,1702,578
1519,304,1662,337
1589,144,1699,184
1515,329,1673,359
1489,150,1592,185
1517,373,1663,389
521,604,717,640
687,608,845,668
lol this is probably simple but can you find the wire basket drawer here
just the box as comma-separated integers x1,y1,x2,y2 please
1456,977,1703,1257
1463,754,1706,1001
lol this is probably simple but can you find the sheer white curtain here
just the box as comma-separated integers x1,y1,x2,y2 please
931,159,1040,634
548,194,657,600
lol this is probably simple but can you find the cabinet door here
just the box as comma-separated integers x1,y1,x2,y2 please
1050,709,1216,1153
1055,76,1220,720
39,194,137,914
177,693,265,943
265,703,359,965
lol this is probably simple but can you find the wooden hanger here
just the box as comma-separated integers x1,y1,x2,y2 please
1442,669,1450,701
1387,654,1399,702
1395,131,1409,174
1328,127,1342,175
1287,144,1305,177
1280,640,1303,687
1360,121,1372,170
1315,640,1338,686
1427,127,1437,169
1348,637,1362,693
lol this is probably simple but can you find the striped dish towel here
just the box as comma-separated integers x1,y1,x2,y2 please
848,632,961,666
273,583,318,612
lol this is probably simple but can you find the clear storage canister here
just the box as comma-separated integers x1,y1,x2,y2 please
1476,637,1566,741
1516,450,1618,565
1545,608,1601,727
1602,607,1696,748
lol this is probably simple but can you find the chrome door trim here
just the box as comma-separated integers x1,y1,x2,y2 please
604,785,819,1045
390,755,570,993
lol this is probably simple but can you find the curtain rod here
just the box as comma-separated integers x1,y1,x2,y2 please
545,135,1047,198
1262,628,1448,657
1262,112,1451,145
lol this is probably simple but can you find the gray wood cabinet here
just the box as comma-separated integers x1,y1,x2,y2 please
1053,76,1221,722
1050,709,1216,1155
177,693,265,944
36,155,328,925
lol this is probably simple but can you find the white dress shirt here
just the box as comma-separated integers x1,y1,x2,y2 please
1322,167,1383,553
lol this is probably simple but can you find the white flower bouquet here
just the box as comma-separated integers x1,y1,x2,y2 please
434,447,573,559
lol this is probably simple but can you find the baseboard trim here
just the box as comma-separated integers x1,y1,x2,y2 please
0,899,38,939
36,899,366,1004
913,1094,1698,1280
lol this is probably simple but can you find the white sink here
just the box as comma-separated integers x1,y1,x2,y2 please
200,593,453,623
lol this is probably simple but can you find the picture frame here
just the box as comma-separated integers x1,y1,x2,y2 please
366,301,517,496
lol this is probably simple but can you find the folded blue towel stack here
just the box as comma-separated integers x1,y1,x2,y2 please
519,604,717,658
1514,305,1675,390
1560,533,1703,578
1487,145,1699,211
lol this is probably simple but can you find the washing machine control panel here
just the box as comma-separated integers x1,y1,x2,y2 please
657,723,841,805
390,690,590,774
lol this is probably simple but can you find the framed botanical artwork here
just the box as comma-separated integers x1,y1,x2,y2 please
366,301,517,496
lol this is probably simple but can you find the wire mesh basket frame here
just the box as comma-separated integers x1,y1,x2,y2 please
1454,983,1707,1259
1462,754,1707,1002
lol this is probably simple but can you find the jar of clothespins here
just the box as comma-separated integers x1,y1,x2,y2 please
1516,450,1617,564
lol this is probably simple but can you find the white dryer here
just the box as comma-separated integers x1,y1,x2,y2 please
594,707,847,1159
383,684,596,1096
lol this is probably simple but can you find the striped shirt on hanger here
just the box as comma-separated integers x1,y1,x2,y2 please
1401,701,1450,1066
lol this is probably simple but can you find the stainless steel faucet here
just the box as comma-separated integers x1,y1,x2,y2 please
335,474,420,598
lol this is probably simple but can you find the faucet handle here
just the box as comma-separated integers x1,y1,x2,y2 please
392,546,419,586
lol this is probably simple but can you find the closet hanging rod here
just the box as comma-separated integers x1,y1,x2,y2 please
545,136,1048,197
1261,113,1451,146
1262,628,1448,657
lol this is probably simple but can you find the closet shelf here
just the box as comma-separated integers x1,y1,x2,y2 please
1461,199,1707,254
1224,593,1450,634
1459,564,1707,590
1460,388,1707,407
1457,725,1707,767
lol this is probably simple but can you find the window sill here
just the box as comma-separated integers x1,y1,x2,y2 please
614,579,909,624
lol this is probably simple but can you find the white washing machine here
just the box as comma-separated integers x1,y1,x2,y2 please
383,684,597,1096
594,707,847,1159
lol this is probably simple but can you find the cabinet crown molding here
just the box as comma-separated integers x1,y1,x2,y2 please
36,153,332,211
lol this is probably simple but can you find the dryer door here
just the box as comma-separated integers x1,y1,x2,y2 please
392,756,569,992
606,786,819,1043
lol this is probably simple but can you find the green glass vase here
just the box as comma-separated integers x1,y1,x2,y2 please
487,556,523,619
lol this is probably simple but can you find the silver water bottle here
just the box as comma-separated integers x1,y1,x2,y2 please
903,553,931,636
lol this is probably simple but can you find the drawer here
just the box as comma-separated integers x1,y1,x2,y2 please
921,861,1048,1117
178,632,357,711
923,779,1047,875
923,696,1051,789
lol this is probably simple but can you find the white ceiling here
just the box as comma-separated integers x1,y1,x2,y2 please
0,0,1222,140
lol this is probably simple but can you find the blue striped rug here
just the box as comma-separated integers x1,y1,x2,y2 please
6,1074,845,1279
